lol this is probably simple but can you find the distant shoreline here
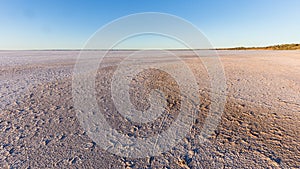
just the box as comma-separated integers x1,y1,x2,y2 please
216,43,300,50
1,44,299,51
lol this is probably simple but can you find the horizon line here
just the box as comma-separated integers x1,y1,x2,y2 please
0,43,299,51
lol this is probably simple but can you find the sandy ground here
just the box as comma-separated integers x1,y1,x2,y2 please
0,50,299,168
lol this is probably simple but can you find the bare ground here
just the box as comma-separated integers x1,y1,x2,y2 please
0,50,299,168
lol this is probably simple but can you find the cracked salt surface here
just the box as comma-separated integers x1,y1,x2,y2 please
0,50,299,168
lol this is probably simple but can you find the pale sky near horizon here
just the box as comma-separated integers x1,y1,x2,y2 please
0,0,299,49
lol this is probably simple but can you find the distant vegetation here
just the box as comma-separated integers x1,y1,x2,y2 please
218,44,300,50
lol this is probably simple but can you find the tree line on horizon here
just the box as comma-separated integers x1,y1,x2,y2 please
218,44,300,50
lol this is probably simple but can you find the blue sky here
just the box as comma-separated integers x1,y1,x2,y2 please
0,0,299,49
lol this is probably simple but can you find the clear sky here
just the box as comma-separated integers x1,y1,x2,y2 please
0,0,299,49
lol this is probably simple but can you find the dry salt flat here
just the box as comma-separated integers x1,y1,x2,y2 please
0,50,299,168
